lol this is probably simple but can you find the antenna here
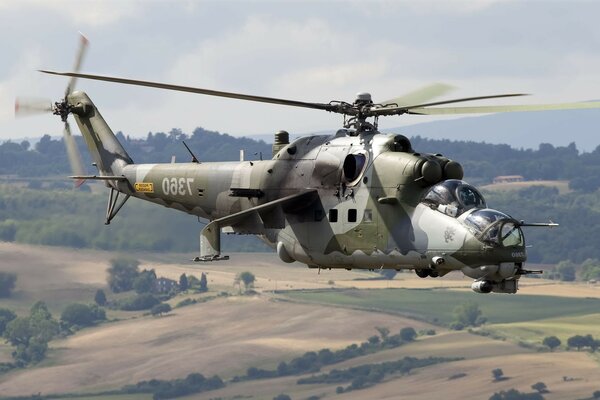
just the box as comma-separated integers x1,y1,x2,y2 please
182,141,200,163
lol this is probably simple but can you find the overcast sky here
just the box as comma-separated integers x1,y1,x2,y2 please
1,0,600,142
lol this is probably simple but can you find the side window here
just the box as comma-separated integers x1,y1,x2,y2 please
348,209,357,222
364,209,373,223
329,209,338,223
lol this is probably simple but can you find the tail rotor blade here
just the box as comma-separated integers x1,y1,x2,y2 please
63,121,86,187
14,97,53,117
64,32,89,98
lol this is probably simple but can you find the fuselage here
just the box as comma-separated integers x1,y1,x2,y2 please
115,130,526,276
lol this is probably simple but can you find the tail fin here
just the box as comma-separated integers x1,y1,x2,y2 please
68,91,133,176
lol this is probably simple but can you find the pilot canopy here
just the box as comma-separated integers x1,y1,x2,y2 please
421,179,486,217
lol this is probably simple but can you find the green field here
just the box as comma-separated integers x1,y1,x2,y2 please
489,313,600,344
283,288,600,325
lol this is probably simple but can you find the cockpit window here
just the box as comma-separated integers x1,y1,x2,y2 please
500,222,524,247
422,179,486,217
465,209,524,247
464,209,508,235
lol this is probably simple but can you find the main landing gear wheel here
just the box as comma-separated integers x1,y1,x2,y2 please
415,269,429,278
415,268,439,278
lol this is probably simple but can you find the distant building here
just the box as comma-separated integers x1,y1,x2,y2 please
154,277,178,293
493,175,524,184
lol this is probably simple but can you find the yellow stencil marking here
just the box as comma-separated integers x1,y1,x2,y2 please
134,182,154,193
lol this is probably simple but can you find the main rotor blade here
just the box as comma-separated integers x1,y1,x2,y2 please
370,93,529,116
379,83,455,108
406,101,600,115
64,33,89,98
14,97,53,117
40,70,340,112
63,121,86,188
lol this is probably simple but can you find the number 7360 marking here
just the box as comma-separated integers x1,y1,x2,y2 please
162,177,194,196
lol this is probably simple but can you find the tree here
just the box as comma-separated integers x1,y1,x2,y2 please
61,303,106,328
489,389,543,400
107,258,140,293
30,300,52,320
187,274,200,289
531,382,548,394
94,289,107,306
179,274,189,291
0,272,17,297
453,302,487,328
375,326,390,339
368,335,380,345
556,260,576,281
199,272,208,291
580,258,600,281
133,269,157,294
3,317,31,347
236,271,255,292
119,293,160,311
277,361,288,376
492,368,505,381
3,303,59,366
567,335,588,350
0,308,16,336
400,327,417,342
151,303,172,316
542,336,561,351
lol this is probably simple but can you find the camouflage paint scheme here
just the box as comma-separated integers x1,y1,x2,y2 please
69,91,528,293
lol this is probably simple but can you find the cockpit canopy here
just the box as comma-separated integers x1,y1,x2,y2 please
464,209,524,247
422,179,486,217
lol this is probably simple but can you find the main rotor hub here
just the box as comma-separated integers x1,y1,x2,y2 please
354,92,373,106
53,99,71,122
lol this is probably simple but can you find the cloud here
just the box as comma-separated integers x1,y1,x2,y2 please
0,0,137,27
3,1,600,142
358,0,502,16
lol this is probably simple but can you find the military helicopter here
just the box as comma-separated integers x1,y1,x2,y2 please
17,35,600,294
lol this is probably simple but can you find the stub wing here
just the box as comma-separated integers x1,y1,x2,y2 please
196,189,319,260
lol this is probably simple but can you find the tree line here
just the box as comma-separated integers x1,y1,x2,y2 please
0,185,269,253
233,326,424,382
297,356,459,394
3,128,600,189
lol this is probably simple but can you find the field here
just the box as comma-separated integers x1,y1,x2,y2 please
1,243,600,400
480,180,571,194
283,288,600,325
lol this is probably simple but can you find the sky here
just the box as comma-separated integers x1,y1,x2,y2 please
1,0,600,143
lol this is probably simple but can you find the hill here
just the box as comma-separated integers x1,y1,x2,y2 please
1,244,600,400
393,108,600,152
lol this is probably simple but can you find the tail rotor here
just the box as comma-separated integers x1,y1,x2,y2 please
15,32,90,187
